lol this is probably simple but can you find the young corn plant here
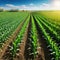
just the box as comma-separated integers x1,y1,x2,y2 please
34,16,60,60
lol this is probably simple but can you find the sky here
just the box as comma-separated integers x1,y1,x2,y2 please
0,0,60,10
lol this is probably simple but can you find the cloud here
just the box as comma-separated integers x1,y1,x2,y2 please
0,0,60,10
5,4,19,9
29,3,34,6
4,3,49,10
2,4,38,10
39,0,60,10
6,4,15,7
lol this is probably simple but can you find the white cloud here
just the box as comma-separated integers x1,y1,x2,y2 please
39,0,60,10
29,3,34,6
5,4,19,9
0,0,60,10
6,4,15,7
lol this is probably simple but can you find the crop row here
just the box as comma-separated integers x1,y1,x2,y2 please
33,14,60,60
0,12,29,48
0,12,60,60
8,15,30,59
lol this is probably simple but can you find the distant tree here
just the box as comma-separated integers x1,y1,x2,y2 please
0,8,4,12
22,10,24,12
9,9,19,12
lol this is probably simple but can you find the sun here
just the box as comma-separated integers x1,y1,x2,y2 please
53,0,60,7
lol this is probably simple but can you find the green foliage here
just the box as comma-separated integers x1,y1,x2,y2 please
34,15,60,60
10,15,30,57
0,12,29,48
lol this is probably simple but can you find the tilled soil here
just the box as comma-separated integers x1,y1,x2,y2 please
14,21,30,60
0,16,28,60
24,17,45,60
33,16,51,60
0,15,46,60
35,39,45,60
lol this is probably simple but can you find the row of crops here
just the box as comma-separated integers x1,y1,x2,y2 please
25,15,40,60
32,12,60,60
0,12,29,48
0,11,60,60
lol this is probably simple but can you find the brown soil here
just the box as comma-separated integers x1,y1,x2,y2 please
0,16,28,59
33,16,45,60
13,21,30,60
35,39,45,60
0,15,46,60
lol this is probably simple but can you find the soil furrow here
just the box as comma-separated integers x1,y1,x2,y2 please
0,16,28,59
33,16,46,60
14,18,30,60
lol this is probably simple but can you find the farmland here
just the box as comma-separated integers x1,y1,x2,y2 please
0,11,60,60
